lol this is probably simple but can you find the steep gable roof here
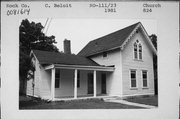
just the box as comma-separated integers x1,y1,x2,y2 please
32,50,100,66
78,22,156,57
78,22,139,56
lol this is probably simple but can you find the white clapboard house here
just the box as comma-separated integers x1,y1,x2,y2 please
26,22,157,101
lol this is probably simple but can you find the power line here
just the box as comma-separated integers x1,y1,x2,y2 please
45,18,52,35
43,18,49,33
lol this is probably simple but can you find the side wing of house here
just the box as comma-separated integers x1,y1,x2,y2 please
121,28,155,96
26,52,51,99
39,66,51,99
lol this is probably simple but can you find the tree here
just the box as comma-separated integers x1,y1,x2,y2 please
19,19,59,94
149,34,157,50
149,34,158,95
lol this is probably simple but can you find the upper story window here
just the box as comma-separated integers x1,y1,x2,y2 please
133,40,142,60
103,52,107,58
139,44,142,60
134,43,138,59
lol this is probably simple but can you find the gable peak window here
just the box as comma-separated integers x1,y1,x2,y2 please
133,40,142,60
134,43,138,59
139,44,142,60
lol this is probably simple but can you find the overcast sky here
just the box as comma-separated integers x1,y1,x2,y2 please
28,19,157,54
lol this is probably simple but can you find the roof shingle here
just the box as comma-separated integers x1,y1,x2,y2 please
78,22,140,57
32,50,100,66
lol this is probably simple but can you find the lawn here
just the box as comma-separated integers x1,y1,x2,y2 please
19,96,143,109
124,95,158,106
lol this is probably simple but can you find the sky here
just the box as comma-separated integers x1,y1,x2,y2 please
29,19,157,54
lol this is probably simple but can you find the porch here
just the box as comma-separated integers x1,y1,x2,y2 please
44,64,115,101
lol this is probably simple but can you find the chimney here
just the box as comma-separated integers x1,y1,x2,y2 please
63,39,71,54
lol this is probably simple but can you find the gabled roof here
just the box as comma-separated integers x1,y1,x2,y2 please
32,50,100,66
78,22,156,57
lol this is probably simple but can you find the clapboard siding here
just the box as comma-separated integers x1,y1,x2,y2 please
40,69,51,99
33,57,41,97
26,78,33,96
26,55,41,97
90,49,122,96
122,30,154,96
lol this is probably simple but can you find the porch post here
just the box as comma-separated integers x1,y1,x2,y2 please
93,70,97,97
51,68,55,101
74,69,77,99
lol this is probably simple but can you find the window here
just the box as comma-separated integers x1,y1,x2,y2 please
139,44,142,60
103,52,107,58
130,70,137,88
133,40,142,60
142,71,148,88
134,43,138,59
55,69,60,88
77,70,80,88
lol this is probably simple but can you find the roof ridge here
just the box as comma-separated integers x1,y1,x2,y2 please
89,22,140,43
32,49,78,56
78,22,140,56
32,49,98,59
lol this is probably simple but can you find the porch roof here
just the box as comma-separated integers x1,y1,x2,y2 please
45,64,115,72
32,50,100,66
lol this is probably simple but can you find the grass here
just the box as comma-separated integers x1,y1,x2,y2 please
19,96,143,109
124,95,158,106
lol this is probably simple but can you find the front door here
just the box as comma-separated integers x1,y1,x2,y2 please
101,73,106,94
88,73,93,94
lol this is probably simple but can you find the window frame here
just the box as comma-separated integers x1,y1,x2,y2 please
133,42,138,60
139,44,142,60
142,70,148,88
55,69,60,88
102,52,108,58
133,40,143,60
77,70,80,88
130,69,138,89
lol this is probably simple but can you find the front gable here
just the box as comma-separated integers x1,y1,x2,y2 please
121,27,155,95
122,27,154,63
78,22,157,58
120,22,156,56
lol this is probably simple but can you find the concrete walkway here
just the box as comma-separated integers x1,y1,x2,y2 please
104,97,156,109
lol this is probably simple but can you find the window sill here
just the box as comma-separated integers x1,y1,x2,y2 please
133,59,143,62
142,87,148,89
130,87,138,90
